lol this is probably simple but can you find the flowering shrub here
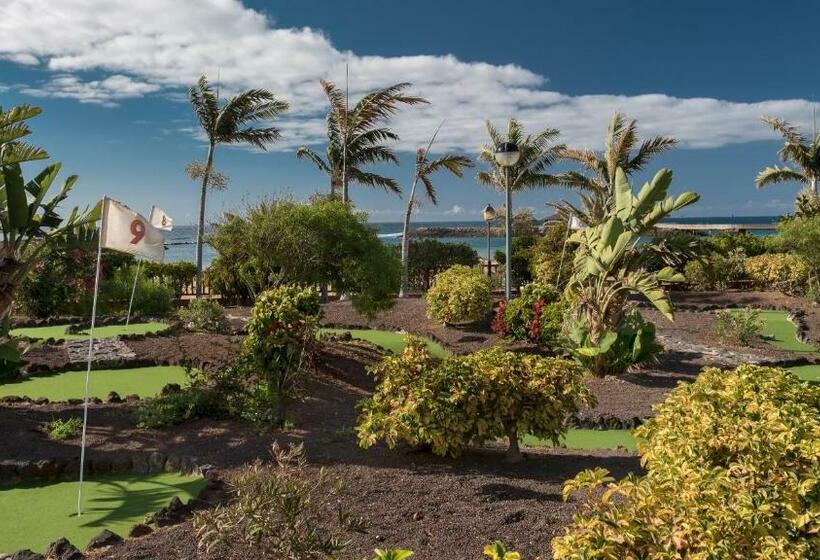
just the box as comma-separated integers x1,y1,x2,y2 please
178,298,230,334
425,264,492,324
491,281,565,348
243,285,322,425
356,338,592,460
744,253,809,292
552,364,820,559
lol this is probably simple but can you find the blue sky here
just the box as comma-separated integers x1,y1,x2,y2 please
1,0,818,224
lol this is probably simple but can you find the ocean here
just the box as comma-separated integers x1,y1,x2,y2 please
166,216,781,267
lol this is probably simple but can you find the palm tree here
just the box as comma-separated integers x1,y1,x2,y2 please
188,75,288,297
553,112,677,225
399,125,473,297
297,80,427,203
756,116,820,196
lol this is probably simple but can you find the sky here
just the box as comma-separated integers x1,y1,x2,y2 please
1,0,818,224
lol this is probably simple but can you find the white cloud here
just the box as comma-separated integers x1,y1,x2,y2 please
445,205,466,215
0,0,815,151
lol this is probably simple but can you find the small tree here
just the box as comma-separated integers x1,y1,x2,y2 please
357,338,592,462
425,265,492,325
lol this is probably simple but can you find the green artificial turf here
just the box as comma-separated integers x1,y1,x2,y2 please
11,322,170,341
789,364,820,382
0,473,203,554
0,366,189,401
522,429,638,452
731,309,817,352
320,328,448,358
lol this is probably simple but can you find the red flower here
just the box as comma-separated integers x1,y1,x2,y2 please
491,301,509,335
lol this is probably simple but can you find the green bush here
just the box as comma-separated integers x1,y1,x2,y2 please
567,309,662,377
491,282,564,348
553,364,820,559
44,417,82,441
403,239,479,291
142,261,197,296
136,388,222,429
713,307,762,346
243,286,322,425
93,265,174,316
425,265,492,325
357,338,592,460
178,299,230,334
684,250,747,291
744,253,809,292
709,231,768,257
193,443,365,559
777,215,820,290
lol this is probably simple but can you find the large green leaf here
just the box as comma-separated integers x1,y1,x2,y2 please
614,168,633,220
3,163,29,230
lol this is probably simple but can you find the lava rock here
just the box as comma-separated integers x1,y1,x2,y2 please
45,537,83,560
160,383,182,396
154,496,190,527
10,550,44,560
127,524,153,538
148,452,166,474
85,529,122,551
106,391,122,404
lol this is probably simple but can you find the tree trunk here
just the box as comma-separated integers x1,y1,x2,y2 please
812,177,817,195
195,142,215,299
505,425,523,463
399,176,421,298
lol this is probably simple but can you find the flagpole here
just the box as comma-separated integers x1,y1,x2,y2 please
555,215,573,288
77,196,106,517
125,258,141,327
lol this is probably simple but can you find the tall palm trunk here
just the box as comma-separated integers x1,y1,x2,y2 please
196,142,214,298
399,177,421,298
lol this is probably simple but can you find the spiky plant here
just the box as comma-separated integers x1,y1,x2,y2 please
399,125,473,297
297,81,428,203
756,116,820,203
188,75,288,297
553,112,677,226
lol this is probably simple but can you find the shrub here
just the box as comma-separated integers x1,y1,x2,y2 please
744,253,809,292
44,417,82,441
684,250,747,291
243,286,321,425
356,338,592,460
777,215,820,289
178,299,230,334
491,281,565,348
709,231,767,257
136,388,223,429
567,309,662,377
713,307,762,346
553,365,820,559
403,239,479,291
425,265,492,325
142,261,197,296
193,443,365,559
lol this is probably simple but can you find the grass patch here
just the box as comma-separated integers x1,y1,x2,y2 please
11,322,170,341
731,309,817,352
522,429,638,452
789,364,820,382
0,366,189,401
320,328,447,358
0,473,203,554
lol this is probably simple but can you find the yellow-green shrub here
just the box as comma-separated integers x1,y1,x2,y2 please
425,264,492,324
552,364,820,559
356,338,592,459
744,253,809,292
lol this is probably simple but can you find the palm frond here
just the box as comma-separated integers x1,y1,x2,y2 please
296,146,331,174
761,116,806,145
346,169,402,194
628,135,677,172
755,166,808,188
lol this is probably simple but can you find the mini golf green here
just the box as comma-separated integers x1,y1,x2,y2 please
11,322,170,341
320,328,448,358
522,429,638,452
0,366,189,401
0,473,203,554
731,310,817,352
789,364,820,382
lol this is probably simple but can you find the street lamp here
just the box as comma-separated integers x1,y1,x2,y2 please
482,204,496,278
494,142,520,300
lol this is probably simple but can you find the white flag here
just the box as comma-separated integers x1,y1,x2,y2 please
100,198,165,262
569,216,584,230
149,206,174,231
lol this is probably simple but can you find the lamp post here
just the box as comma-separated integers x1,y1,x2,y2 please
494,142,520,300
482,204,496,278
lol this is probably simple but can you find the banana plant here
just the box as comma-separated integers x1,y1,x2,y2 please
566,167,699,375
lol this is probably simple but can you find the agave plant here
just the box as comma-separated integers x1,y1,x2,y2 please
553,112,677,226
566,167,699,376
399,124,473,297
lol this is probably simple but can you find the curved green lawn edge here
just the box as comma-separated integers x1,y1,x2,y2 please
11,322,170,341
730,309,817,353
0,366,189,401
319,327,448,358
0,473,203,554
522,429,638,452
789,364,820,382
